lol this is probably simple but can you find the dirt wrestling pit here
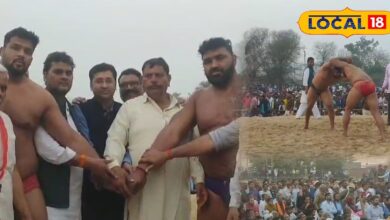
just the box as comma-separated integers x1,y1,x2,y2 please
239,115,390,164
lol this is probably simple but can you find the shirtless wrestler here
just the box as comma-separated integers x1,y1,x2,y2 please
305,57,385,140
0,27,113,220
131,37,243,220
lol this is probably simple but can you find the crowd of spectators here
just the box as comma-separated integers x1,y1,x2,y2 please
240,165,390,220
242,83,388,117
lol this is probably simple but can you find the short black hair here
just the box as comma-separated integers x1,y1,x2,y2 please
4,27,39,49
118,68,142,83
141,57,169,75
43,52,75,73
198,37,233,57
89,63,117,82
307,57,314,63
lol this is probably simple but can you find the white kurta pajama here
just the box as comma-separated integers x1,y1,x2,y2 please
34,103,83,220
0,111,16,220
104,94,204,220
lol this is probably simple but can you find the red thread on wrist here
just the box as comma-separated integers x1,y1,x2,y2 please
78,154,87,168
165,149,173,160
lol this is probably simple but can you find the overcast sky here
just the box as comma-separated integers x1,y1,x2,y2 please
2,0,390,100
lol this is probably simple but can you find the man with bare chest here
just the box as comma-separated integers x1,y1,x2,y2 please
0,27,109,220
130,38,242,220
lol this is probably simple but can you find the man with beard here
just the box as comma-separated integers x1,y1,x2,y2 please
0,64,32,220
130,37,242,220
118,68,143,101
0,27,109,220
366,195,384,219
305,58,385,140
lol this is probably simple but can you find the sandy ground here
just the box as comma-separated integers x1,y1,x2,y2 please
239,115,390,162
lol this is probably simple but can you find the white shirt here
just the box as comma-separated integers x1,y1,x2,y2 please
104,94,204,220
383,64,390,93
34,103,83,220
320,200,337,218
0,112,16,220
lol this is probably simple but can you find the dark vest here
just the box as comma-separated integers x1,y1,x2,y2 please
37,101,91,208
307,67,315,87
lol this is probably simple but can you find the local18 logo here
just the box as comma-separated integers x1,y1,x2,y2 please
298,8,390,37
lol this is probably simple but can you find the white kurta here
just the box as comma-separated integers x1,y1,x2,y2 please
104,94,204,220
0,111,16,220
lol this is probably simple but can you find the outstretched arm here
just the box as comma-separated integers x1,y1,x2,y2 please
151,93,198,151
129,93,198,193
42,94,98,158
136,93,198,170
140,119,239,167
35,126,114,178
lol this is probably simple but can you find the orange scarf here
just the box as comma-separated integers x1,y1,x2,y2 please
276,201,286,216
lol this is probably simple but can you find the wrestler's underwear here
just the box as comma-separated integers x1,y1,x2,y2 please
204,176,231,206
23,174,40,193
354,80,376,97
310,83,326,96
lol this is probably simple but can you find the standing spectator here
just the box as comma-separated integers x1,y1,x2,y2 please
382,63,390,125
296,57,321,119
242,92,252,116
249,93,259,117
259,94,271,117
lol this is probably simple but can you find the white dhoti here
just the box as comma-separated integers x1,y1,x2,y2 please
295,91,321,119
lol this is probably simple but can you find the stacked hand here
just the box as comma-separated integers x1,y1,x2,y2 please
86,157,117,184
126,167,147,194
110,166,132,197
139,149,168,168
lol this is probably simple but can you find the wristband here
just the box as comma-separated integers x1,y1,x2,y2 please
78,154,87,168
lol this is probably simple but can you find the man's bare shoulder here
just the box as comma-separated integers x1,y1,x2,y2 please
24,79,57,106
191,87,213,100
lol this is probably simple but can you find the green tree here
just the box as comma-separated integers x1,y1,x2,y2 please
239,28,301,85
241,28,269,81
344,37,379,69
344,37,389,84
263,30,301,85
